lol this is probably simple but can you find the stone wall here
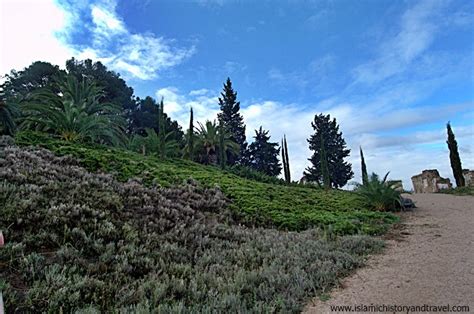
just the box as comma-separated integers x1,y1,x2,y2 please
411,170,452,193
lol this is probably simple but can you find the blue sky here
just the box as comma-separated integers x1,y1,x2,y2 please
1,0,473,188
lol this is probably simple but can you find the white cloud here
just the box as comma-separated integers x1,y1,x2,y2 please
352,0,447,84
0,0,194,81
0,0,76,77
75,1,195,80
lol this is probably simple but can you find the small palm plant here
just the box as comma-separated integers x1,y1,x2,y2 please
354,172,402,211
129,128,179,158
197,120,239,165
20,75,126,145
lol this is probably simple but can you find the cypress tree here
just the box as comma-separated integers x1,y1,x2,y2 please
217,78,247,165
186,107,194,160
281,135,291,183
446,122,465,187
281,139,287,181
320,133,331,189
360,147,368,186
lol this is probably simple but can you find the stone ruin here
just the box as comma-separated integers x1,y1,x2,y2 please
462,169,474,187
411,170,452,193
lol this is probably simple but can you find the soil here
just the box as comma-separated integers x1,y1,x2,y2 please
304,193,474,313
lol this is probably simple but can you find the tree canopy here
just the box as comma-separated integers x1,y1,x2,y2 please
304,113,353,188
244,127,281,177
217,78,247,165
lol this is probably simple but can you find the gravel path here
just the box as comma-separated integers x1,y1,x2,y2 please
305,193,474,314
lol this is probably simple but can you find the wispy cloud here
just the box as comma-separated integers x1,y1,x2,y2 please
67,0,195,80
352,0,447,85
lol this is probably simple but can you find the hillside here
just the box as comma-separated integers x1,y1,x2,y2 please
0,142,387,312
15,132,397,235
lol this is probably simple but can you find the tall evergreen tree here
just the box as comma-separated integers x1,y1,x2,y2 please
217,77,246,165
446,122,465,187
184,107,195,160
304,113,353,188
320,133,331,189
281,135,291,183
360,147,369,186
245,127,281,177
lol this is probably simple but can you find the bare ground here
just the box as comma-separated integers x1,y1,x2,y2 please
305,193,474,313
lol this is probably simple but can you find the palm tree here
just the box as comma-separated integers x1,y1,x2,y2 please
129,128,179,158
197,120,239,165
0,90,19,136
20,75,126,145
354,172,402,211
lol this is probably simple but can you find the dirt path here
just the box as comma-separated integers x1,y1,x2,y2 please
305,193,474,313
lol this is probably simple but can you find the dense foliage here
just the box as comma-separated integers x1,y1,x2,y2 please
217,78,247,165
305,114,353,188
354,172,402,212
0,142,385,312
244,127,282,177
20,75,126,145
15,132,398,234
0,90,19,136
446,122,465,187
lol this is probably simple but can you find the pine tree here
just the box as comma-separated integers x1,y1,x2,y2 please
320,133,331,189
304,113,353,188
245,127,282,177
360,147,369,186
281,135,291,183
446,122,465,187
217,78,246,165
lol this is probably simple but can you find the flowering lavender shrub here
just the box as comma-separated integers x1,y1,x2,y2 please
0,144,383,312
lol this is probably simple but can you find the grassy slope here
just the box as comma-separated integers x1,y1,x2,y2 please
1,144,385,312
15,132,397,235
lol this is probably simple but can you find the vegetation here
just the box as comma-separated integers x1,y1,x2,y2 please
217,78,247,165
15,131,398,234
305,113,354,188
129,128,180,158
354,172,402,212
197,120,239,165
244,126,281,177
446,122,465,187
20,75,126,145
437,186,474,196
184,107,195,160
0,142,387,312
281,135,291,183
360,147,369,186
320,133,331,189
0,90,19,136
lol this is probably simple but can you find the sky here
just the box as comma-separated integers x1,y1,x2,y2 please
1,0,473,189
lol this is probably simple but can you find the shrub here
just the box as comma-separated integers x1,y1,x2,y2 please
354,172,402,212
0,145,385,312
14,131,398,235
